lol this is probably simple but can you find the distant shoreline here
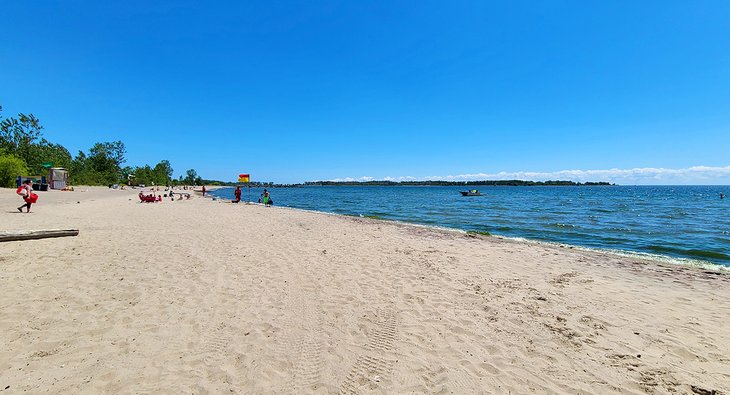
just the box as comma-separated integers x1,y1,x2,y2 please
212,180,616,187
302,181,614,186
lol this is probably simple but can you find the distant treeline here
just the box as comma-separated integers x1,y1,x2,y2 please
0,105,614,189
301,180,614,187
203,181,279,187
0,105,221,188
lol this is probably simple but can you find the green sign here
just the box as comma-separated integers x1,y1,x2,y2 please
42,162,53,168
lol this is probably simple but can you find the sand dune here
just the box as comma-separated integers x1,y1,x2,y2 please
1,187,728,394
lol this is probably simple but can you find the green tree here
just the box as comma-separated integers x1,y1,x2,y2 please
0,109,72,174
26,139,72,173
0,107,137,186
0,153,28,187
185,168,198,184
0,113,43,169
153,160,173,185
69,151,88,184
87,141,126,184
130,165,153,186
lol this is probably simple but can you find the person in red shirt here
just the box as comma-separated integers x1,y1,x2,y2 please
202,185,206,196
233,186,242,203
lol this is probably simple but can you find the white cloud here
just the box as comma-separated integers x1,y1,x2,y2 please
329,176,376,182
328,166,730,185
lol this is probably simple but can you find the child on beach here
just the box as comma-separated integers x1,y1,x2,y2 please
16,179,37,213
261,189,273,206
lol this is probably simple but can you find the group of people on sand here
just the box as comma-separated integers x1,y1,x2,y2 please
230,186,273,206
138,185,195,203
168,189,192,201
12,181,275,211
138,191,163,203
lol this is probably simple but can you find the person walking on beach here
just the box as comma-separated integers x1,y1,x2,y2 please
16,179,36,213
202,185,206,196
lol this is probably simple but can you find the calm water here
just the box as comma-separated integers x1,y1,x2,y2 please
211,186,730,268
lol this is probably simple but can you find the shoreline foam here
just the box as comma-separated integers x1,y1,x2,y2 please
208,189,730,273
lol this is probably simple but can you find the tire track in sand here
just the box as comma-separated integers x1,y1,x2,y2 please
283,277,326,393
192,245,234,365
339,306,399,394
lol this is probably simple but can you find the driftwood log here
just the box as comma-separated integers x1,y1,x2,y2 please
0,229,79,242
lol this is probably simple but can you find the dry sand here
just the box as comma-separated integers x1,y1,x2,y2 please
0,187,728,394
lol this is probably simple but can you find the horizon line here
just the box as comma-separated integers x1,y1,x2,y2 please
321,165,730,185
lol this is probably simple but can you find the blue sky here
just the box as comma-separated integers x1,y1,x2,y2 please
2,1,729,184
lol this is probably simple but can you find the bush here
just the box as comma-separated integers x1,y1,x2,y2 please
0,154,28,188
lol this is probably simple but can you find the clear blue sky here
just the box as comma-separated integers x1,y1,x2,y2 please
2,1,729,184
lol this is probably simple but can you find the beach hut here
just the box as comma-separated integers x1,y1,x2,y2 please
48,168,69,190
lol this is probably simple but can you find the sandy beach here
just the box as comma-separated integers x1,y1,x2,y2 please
0,187,728,394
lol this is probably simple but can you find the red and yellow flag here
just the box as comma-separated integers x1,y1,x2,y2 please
238,173,250,183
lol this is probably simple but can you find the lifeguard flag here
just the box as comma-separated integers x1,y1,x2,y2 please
238,173,250,183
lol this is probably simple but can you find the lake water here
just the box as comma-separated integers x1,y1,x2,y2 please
210,185,730,269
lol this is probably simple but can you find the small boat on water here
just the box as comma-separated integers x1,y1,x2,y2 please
460,189,482,196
